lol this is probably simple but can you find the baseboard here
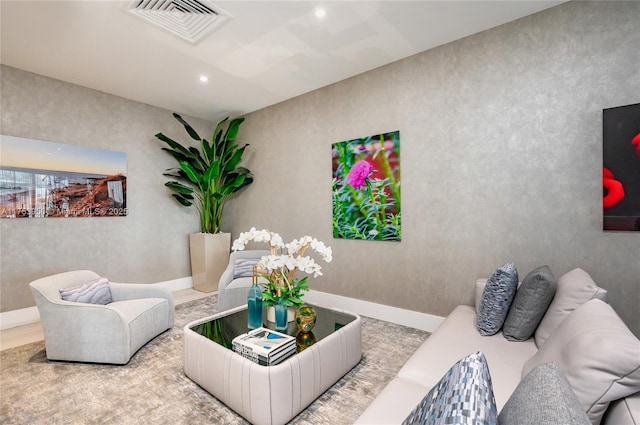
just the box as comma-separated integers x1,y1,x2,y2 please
0,306,41,330
156,276,193,292
305,290,443,333
1,277,444,333
0,276,194,331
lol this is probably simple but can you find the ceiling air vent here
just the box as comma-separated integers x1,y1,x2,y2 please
128,0,232,44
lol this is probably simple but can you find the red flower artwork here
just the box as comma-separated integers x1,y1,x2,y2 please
602,167,624,208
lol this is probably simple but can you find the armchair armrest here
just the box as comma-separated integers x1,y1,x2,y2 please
109,282,174,326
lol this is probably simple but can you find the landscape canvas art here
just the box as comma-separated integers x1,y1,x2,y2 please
602,103,640,231
0,135,127,218
332,130,401,241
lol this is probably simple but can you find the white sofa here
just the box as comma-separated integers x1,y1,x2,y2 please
355,269,640,425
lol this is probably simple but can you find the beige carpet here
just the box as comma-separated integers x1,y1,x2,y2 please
0,295,429,424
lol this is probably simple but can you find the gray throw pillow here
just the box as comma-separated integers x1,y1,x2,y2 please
476,263,518,336
233,258,259,279
499,362,590,425
59,277,112,305
402,352,497,425
502,265,556,341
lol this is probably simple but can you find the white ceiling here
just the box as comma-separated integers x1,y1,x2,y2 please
1,1,563,121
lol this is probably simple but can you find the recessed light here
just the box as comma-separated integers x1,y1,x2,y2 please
315,8,326,19
199,75,209,83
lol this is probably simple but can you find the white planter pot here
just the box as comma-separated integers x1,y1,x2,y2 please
189,232,230,293
266,305,295,322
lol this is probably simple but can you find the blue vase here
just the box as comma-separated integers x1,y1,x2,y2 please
247,282,263,330
274,303,288,332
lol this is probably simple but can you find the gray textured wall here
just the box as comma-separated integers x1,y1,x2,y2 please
0,65,212,312
1,2,638,336
226,1,640,335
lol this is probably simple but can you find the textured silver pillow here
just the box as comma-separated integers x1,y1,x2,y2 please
476,263,518,336
233,258,259,279
403,352,497,425
59,277,112,305
502,265,556,341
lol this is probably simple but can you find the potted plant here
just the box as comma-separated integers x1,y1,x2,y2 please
231,228,332,327
156,113,253,292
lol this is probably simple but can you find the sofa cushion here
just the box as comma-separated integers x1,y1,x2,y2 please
59,277,112,305
534,268,607,348
402,352,497,425
502,265,556,341
476,263,518,336
398,305,537,411
523,299,640,425
499,362,590,425
233,258,260,278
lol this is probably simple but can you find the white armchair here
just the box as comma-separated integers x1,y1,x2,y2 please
217,250,270,312
29,270,174,365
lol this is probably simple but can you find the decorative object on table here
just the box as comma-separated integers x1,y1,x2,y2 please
231,327,296,366
274,302,289,332
0,135,127,219
232,228,332,308
332,130,401,241
296,331,316,353
156,113,254,292
295,304,317,333
602,102,640,231
247,266,263,330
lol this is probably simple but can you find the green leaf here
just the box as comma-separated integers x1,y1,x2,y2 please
262,292,275,302
202,138,214,163
172,194,193,206
213,117,229,152
156,134,193,159
232,173,246,188
165,181,194,195
224,117,244,142
179,160,202,184
173,113,201,141
203,160,221,182
223,145,247,172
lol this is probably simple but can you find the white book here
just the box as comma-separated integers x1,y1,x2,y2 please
232,327,295,360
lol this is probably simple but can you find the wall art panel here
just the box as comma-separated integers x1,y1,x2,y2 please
0,135,127,218
332,131,401,241
602,103,640,231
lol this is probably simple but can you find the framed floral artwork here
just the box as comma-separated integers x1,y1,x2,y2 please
332,131,401,241
602,103,640,231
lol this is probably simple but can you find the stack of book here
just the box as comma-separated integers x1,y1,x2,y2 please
232,327,296,366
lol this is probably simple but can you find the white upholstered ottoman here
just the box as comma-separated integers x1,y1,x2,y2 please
183,304,362,425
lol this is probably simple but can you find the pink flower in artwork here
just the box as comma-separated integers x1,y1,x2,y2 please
347,160,374,188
